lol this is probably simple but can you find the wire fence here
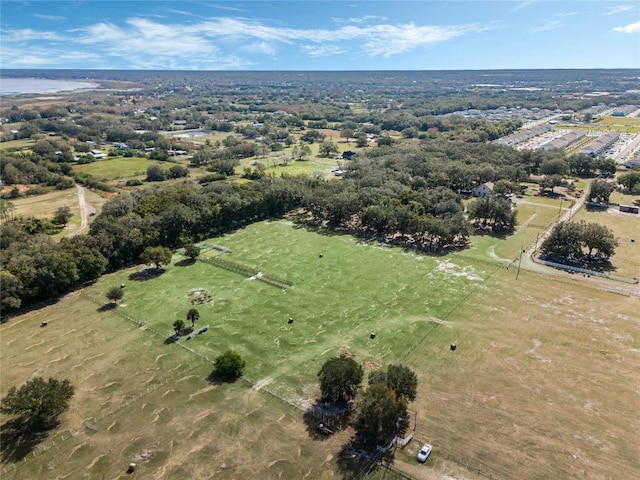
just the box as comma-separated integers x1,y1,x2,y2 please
1,429,79,476
436,445,510,480
198,256,292,289
533,257,639,284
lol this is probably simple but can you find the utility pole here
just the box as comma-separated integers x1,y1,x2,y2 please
516,246,523,280
557,198,563,222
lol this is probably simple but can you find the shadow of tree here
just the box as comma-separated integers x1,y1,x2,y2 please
97,303,117,312
303,399,353,441
0,418,57,464
334,439,377,479
175,259,196,267
206,370,241,385
128,267,165,282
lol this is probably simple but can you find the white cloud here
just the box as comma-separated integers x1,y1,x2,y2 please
333,15,389,25
1,28,64,42
301,44,347,57
605,5,635,16
530,19,562,33
613,21,640,33
33,14,67,21
1,16,485,69
240,42,276,56
206,3,244,12
510,1,536,13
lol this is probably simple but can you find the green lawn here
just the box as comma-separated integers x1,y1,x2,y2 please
72,157,174,181
0,138,34,151
90,221,493,405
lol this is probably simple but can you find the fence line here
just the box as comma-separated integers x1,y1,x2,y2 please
198,256,292,289
81,359,208,431
533,258,639,284
436,445,510,480
1,429,79,475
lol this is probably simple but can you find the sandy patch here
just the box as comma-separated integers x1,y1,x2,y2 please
41,344,61,353
253,377,273,391
68,442,87,458
188,385,215,401
436,260,483,281
85,454,105,469
25,340,45,350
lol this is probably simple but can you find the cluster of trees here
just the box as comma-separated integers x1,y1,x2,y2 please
467,197,517,232
5,136,585,312
588,180,615,204
540,220,618,264
0,231,108,311
617,171,640,194
317,355,418,446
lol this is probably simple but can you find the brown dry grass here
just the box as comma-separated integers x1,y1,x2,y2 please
396,267,639,479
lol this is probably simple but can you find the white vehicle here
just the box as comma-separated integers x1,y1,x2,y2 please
417,443,432,462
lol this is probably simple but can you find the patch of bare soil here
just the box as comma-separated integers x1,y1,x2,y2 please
363,361,381,370
132,450,156,462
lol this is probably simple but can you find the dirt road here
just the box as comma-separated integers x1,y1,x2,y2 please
69,184,89,237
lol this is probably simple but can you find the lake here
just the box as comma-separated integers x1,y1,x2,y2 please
0,77,99,96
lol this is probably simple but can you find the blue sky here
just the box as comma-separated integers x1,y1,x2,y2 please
1,1,639,70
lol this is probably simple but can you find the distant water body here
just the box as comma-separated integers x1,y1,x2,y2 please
0,78,99,96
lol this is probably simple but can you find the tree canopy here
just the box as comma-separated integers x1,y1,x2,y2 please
213,350,246,380
1,377,74,431
317,355,364,404
369,364,418,402
617,171,640,194
173,319,185,335
352,382,408,446
106,286,124,304
140,246,173,269
540,220,618,263
187,308,200,327
588,180,614,204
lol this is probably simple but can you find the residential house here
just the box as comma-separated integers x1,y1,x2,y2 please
473,182,495,197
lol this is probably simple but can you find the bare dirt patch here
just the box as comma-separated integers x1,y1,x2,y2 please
363,361,381,370
132,450,156,462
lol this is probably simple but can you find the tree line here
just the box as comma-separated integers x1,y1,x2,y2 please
4,136,617,313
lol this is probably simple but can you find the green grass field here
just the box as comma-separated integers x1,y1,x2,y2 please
2,214,638,479
72,157,175,181
0,138,34,151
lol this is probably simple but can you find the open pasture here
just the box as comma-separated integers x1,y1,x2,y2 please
0,296,343,479
9,187,78,220
598,116,640,127
462,195,564,265
573,206,640,279
0,138,34,151
90,221,494,406
72,157,173,181
2,219,638,479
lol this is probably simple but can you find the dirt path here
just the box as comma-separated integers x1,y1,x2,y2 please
69,184,89,237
